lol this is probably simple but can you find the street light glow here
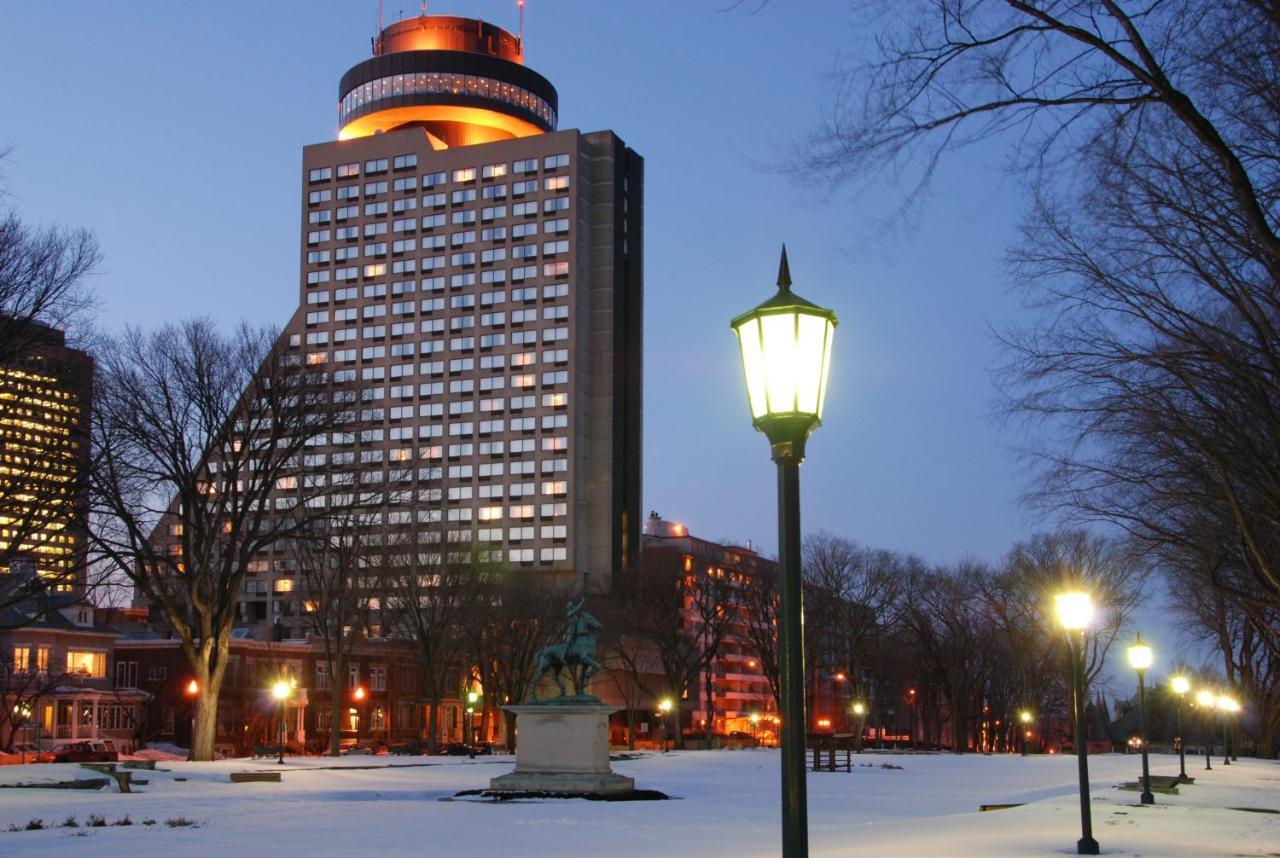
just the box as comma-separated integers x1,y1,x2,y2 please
1171,676,1190,695
1196,689,1217,708
1054,591,1094,630
1127,640,1153,671
658,698,673,714
271,681,291,701
186,679,199,696
1218,695,1240,714
852,702,866,716
1020,710,1033,724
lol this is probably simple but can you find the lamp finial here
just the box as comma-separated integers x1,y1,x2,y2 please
776,244,792,293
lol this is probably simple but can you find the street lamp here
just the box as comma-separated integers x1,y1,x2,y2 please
271,680,291,765
1126,637,1155,805
465,690,479,747
658,698,673,751
12,704,32,764
1170,676,1190,781
1019,710,1033,756
1055,591,1100,855
1217,695,1239,766
1195,689,1216,770
732,246,837,858
185,679,199,761
852,702,866,753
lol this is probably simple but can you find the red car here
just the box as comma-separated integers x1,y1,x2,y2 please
47,740,119,763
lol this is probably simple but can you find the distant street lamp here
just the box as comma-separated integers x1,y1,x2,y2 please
271,680,292,765
732,246,837,858
1195,690,1216,770
185,679,199,761
1170,676,1190,781
1127,637,1155,805
1055,591,1100,856
658,698,673,752
1019,710,1033,757
1217,695,1239,766
12,704,32,764
466,690,479,747
852,702,866,753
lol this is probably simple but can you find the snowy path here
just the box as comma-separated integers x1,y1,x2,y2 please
0,751,1275,856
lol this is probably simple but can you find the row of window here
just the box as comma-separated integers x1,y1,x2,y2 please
308,154,568,186
305,262,572,293
308,217,570,247
337,72,558,128
308,174,571,205
307,194,571,226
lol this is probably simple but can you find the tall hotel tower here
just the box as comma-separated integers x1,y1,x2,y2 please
251,15,641,633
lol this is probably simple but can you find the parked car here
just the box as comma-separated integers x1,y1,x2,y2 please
438,742,494,757
340,744,375,756
47,740,119,763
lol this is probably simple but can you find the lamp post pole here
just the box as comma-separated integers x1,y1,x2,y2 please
1127,638,1155,805
1171,677,1189,782
774,442,807,858
1136,669,1154,804
731,246,837,858
1069,630,1098,853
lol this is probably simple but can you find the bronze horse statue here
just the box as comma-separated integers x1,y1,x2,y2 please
529,599,603,700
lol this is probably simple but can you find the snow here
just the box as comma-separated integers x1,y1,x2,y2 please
0,750,1275,856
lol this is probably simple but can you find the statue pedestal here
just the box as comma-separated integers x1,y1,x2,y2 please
488,703,635,795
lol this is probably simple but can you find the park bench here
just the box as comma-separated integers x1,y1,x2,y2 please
252,745,277,759
79,762,117,774
1119,774,1181,795
122,760,157,771
229,771,282,783
810,734,855,772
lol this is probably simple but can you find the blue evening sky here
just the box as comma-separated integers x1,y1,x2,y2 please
3,1,1036,567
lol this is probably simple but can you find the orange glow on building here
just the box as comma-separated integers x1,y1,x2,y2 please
338,105,546,144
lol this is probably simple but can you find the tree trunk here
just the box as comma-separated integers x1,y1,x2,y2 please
328,685,343,756
703,667,715,747
427,699,440,753
192,685,219,761
626,708,636,751
672,701,685,750
504,709,517,753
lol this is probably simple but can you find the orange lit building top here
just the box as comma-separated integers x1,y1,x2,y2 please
338,13,557,146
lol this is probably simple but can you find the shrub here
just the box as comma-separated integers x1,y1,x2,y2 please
61,815,79,828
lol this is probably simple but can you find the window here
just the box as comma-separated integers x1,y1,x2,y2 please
370,665,387,691
337,162,360,178
365,158,389,174
394,154,418,170
309,167,333,183
67,650,107,678
544,153,570,169
513,158,538,174
482,163,507,179
453,167,477,182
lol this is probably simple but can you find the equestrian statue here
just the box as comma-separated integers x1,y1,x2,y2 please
528,598,603,702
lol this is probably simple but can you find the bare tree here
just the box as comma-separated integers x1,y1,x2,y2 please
295,510,383,755
381,525,490,754
0,154,99,623
793,1,1280,634
89,319,346,760
469,569,568,751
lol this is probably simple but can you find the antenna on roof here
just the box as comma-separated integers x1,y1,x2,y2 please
518,0,525,48
420,1,427,16
371,0,385,55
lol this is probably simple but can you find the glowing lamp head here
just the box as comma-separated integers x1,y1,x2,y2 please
1127,638,1153,671
1217,695,1239,714
1195,690,1216,708
271,681,291,701
467,691,479,704
658,698,673,714
852,702,866,717
1054,591,1094,631
1019,710,1033,724
354,686,366,701
731,246,837,456
749,713,761,724
186,679,199,696
1171,676,1190,695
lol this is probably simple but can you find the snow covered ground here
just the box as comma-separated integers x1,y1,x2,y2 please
0,750,1275,856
